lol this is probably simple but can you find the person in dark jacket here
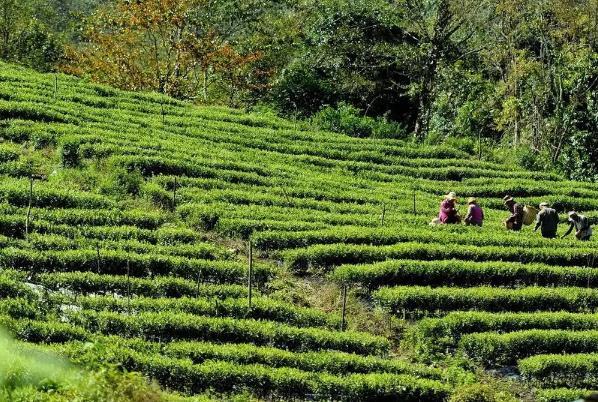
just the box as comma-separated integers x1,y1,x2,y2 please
464,197,484,226
562,211,593,241
534,202,559,238
503,195,524,231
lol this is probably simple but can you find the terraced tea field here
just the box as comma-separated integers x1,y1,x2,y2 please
0,62,597,401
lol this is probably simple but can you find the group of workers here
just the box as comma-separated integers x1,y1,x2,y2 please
437,192,593,241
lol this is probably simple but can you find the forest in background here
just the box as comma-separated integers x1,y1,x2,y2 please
1,0,596,180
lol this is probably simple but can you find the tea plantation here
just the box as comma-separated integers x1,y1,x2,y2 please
0,62,597,401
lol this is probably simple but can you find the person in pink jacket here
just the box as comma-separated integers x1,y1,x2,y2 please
464,197,484,226
438,192,460,224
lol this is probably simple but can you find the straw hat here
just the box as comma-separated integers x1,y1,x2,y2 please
445,192,457,201
467,197,477,204
568,211,578,218
539,202,549,208
503,196,514,204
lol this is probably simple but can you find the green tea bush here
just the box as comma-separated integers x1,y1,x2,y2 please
67,310,390,355
405,311,598,360
75,295,341,329
459,330,598,367
535,388,593,402
101,165,143,197
519,353,598,389
374,286,598,314
142,181,174,210
59,135,82,167
38,271,247,299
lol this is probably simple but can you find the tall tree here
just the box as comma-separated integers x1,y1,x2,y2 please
64,0,265,101
0,0,30,58
395,0,492,139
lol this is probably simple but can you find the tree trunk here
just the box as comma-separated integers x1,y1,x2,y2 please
414,47,439,141
202,69,208,102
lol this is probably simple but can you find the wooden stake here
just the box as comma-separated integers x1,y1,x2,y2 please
25,176,34,238
173,177,177,208
413,189,417,215
248,241,253,310
589,255,595,288
478,131,482,160
195,269,202,298
126,258,131,314
380,203,386,226
340,285,348,332
54,75,58,99
95,244,101,274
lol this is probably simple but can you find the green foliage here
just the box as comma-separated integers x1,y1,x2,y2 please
59,340,450,401
0,246,274,284
374,285,598,315
519,353,598,389
271,0,410,123
39,271,247,299
460,330,598,367
101,165,143,197
74,295,342,329
535,388,594,402
449,383,517,402
331,258,598,289
405,311,598,360
0,329,73,396
142,181,174,210
163,340,443,378
67,310,390,355
59,136,82,168
562,128,598,182
271,59,335,117
0,0,596,181
312,102,406,139
10,21,63,72
0,329,174,401
284,241,598,274
1,60,598,400
428,64,497,144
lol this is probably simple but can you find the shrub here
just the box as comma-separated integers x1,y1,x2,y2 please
459,330,598,367
535,388,594,402
312,102,405,139
59,136,81,168
142,182,174,210
449,383,517,402
374,285,598,314
101,165,143,197
67,310,390,355
519,353,598,389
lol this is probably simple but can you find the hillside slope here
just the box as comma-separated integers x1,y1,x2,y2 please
0,63,597,401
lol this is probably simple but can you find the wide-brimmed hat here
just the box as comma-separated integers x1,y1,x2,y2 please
503,196,514,203
467,197,477,204
445,192,457,201
539,202,549,208
568,211,578,217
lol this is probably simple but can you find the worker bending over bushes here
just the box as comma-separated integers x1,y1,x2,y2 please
430,194,592,242
534,202,559,239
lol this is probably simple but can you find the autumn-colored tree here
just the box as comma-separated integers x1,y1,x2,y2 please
64,0,263,101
